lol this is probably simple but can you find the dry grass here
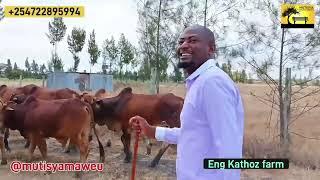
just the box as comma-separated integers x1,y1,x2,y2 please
0,78,43,87
0,79,319,179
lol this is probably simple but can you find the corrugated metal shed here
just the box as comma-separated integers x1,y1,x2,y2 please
46,72,113,92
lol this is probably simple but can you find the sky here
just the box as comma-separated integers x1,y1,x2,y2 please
0,0,319,79
0,0,139,73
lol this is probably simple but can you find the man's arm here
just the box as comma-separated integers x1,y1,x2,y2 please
155,127,180,144
202,76,243,158
129,116,181,144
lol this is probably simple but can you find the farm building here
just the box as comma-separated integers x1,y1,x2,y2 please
46,72,113,92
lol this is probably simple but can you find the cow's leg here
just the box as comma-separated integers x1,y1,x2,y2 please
63,138,70,153
67,143,78,153
38,138,47,160
106,131,113,147
20,131,30,149
74,132,89,178
143,136,152,155
79,141,89,163
75,131,90,163
106,139,111,147
4,128,10,152
24,139,30,149
0,129,7,165
28,134,37,162
149,142,170,168
121,130,131,163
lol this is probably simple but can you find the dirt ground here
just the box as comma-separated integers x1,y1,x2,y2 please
0,80,319,179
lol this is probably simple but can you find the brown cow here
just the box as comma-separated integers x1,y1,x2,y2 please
27,86,81,100
0,84,38,102
0,95,105,165
5,86,81,151
90,87,183,167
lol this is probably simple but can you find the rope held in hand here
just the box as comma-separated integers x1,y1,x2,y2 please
131,130,140,180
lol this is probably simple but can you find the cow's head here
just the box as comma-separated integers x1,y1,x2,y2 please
158,94,183,128
95,88,109,98
10,93,28,104
80,92,97,104
92,87,133,130
65,88,81,99
14,84,39,95
0,98,14,128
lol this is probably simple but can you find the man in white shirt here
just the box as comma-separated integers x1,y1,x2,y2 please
130,24,244,180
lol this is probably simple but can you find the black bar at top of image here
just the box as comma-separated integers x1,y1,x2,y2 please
281,24,314,28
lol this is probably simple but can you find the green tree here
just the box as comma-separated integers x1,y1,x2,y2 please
256,60,273,82
5,59,12,76
51,52,64,72
227,60,232,77
221,63,228,74
102,36,118,74
31,60,39,74
232,0,320,151
87,29,100,72
13,62,18,70
118,34,135,80
67,27,86,71
47,61,53,72
25,58,31,72
240,69,247,83
46,17,67,71
136,0,176,87
40,64,47,75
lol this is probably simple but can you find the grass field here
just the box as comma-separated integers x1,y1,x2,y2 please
0,78,319,179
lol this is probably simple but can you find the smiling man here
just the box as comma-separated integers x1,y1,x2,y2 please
130,25,244,180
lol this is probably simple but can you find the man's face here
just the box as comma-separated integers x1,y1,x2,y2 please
177,29,212,74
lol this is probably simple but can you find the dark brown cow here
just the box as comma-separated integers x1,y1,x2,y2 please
0,98,14,165
0,84,39,151
80,90,113,147
0,95,105,165
91,87,183,167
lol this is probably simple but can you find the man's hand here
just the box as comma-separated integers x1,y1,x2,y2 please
129,115,156,139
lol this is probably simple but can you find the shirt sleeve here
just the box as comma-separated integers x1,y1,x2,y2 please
202,76,243,158
155,127,180,144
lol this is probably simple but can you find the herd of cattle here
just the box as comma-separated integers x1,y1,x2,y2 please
0,84,184,168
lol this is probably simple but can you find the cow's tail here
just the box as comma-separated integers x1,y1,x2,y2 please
85,103,105,163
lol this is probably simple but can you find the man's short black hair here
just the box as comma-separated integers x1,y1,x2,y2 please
184,24,216,50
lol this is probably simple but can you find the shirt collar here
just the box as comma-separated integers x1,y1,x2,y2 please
186,59,216,82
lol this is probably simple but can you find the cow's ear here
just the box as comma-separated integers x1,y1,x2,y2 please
95,100,102,110
96,99,103,104
29,86,39,94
